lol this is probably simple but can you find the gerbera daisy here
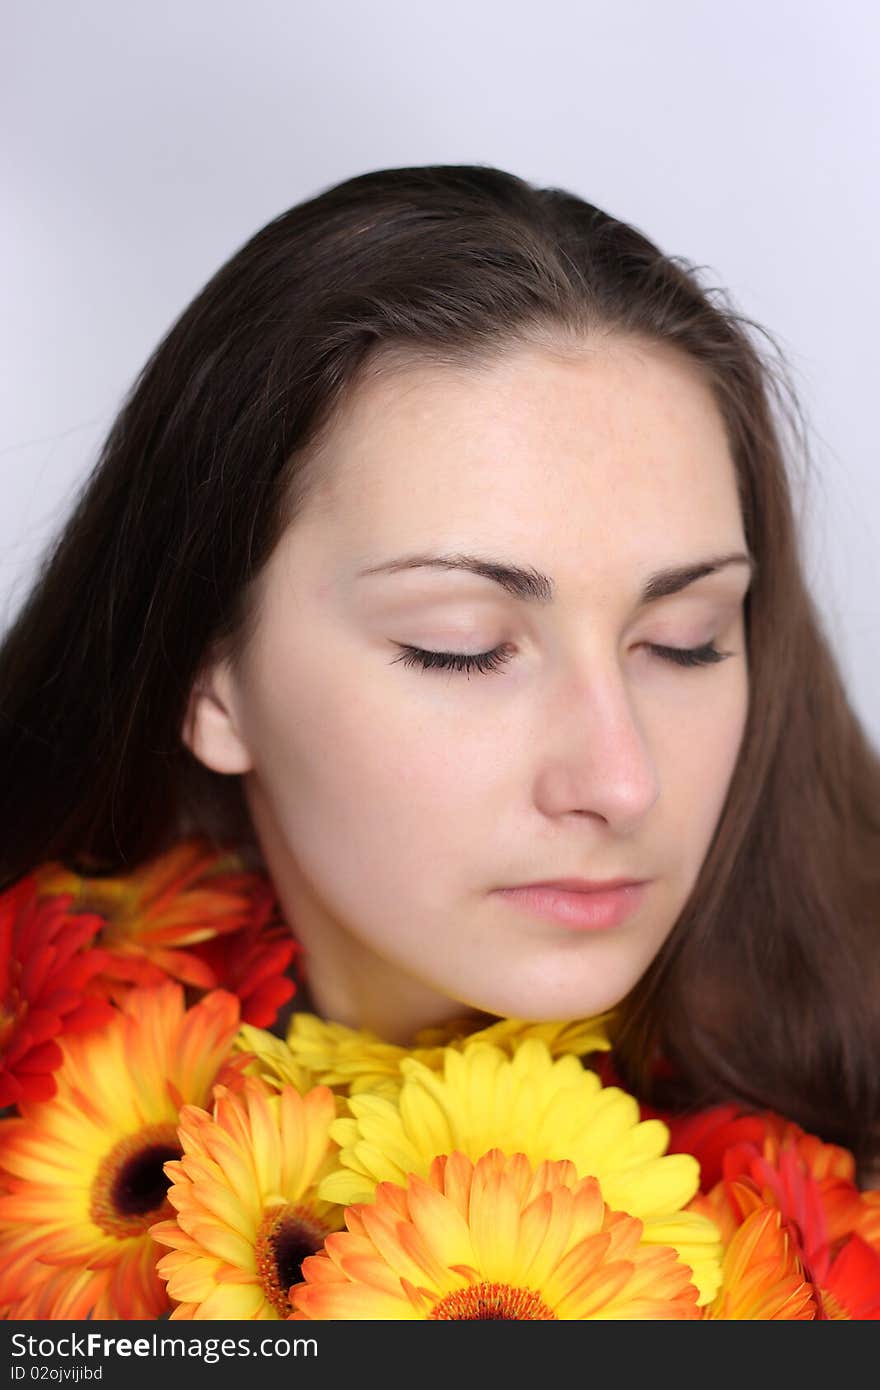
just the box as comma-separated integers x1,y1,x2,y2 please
232,1025,317,1097
150,1076,345,1318
0,874,113,1108
32,836,280,997
236,1010,613,1102
290,1148,701,1319
665,1103,789,1192
0,981,240,1319
820,1233,880,1319
186,919,301,1028
0,1228,113,1319
414,1013,613,1056
855,1189,880,1248
317,1038,722,1303
682,1108,880,1318
702,1203,816,1319
666,1103,858,1195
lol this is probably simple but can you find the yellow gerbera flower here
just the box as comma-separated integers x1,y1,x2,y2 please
414,1013,613,1055
317,1038,722,1304
150,1077,346,1319
290,1148,701,1320
233,1022,328,1097
0,982,240,1320
235,1010,612,1101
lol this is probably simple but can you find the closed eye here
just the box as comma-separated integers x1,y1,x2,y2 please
390,641,735,676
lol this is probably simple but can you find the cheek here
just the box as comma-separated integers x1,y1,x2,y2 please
243,643,480,884
661,670,748,852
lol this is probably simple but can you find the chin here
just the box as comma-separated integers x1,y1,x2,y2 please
464,982,633,1022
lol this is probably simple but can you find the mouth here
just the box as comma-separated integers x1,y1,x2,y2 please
505,877,648,893
493,881,650,931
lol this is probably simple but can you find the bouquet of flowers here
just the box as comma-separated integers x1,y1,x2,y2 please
1,838,878,1320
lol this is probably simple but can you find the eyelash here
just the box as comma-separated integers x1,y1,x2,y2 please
390,641,734,676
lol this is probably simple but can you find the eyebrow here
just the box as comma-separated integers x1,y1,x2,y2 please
356,550,756,605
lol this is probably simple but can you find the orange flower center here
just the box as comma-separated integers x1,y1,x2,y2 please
89,1123,182,1237
255,1203,331,1317
430,1281,557,1320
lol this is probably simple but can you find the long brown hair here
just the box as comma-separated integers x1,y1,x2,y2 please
2,164,878,1170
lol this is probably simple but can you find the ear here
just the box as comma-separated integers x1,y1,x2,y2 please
181,654,254,775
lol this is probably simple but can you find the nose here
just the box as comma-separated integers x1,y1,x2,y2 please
532,659,660,831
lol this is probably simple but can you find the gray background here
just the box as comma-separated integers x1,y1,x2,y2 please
2,0,877,744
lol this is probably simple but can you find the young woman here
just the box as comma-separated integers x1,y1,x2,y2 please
2,162,878,1192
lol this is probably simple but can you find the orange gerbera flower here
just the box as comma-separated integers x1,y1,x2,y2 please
151,1076,344,1319
33,838,295,1023
0,874,113,1108
702,1202,816,1319
0,1228,113,1319
0,982,240,1319
291,1148,702,1320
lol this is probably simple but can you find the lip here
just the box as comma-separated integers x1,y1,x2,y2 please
494,880,650,931
508,877,647,893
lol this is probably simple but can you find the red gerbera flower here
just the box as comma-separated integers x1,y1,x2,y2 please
32,838,296,1024
822,1234,880,1319
680,1105,879,1318
188,919,303,1028
0,875,113,1108
855,1190,880,1248
663,1104,786,1192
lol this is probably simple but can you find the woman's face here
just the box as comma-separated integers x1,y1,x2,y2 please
185,337,752,1043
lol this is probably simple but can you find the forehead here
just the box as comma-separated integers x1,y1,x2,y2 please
292,337,745,587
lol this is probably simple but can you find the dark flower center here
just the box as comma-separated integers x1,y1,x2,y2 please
111,1142,182,1216
256,1204,332,1317
90,1123,182,1237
